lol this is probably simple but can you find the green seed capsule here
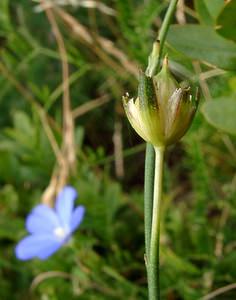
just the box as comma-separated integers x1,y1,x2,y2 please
123,56,198,147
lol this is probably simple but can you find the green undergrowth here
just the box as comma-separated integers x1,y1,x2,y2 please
0,0,236,299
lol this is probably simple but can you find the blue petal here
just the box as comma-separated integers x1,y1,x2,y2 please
37,241,63,260
55,186,77,227
15,234,62,261
70,206,85,232
26,204,60,234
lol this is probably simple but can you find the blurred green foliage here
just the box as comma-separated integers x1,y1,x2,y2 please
0,0,236,299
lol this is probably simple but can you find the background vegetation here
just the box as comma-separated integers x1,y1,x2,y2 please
0,0,236,299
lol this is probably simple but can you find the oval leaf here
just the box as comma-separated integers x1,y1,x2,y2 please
203,0,224,19
201,99,236,135
216,0,236,42
194,0,214,26
167,25,236,71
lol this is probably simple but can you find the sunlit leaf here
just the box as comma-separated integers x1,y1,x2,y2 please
167,25,236,70
201,98,236,135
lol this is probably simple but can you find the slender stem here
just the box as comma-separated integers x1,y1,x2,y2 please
157,0,178,70
146,0,178,77
148,146,165,300
143,1,178,299
144,0,179,254
144,143,155,257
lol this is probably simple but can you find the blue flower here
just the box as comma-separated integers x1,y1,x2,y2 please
15,186,85,260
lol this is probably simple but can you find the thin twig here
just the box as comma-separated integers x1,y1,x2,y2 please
54,7,138,77
30,271,72,292
176,0,186,25
41,1,76,170
72,94,110,118
200,69,226,81
201,283,236,300
34,0,116,16
40,0,77,203
214,205,229,258
183,5,198,19
41,166,59,205
193,61,212,101
113,120,124,178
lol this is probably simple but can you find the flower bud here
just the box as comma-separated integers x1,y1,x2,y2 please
123,57,198,147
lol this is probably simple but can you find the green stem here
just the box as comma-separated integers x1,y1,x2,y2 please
144,143,155,257
157,0,178,70
148,146,165,300
144,1,178,298
146,0,178,77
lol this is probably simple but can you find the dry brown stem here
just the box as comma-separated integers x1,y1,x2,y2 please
73,94,110,118
40,0,76,205
54,7,138,77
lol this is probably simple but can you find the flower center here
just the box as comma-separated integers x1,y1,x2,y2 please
53,227,68,240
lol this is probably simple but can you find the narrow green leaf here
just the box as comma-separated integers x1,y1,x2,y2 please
167,25,236,71
201,98,236,135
